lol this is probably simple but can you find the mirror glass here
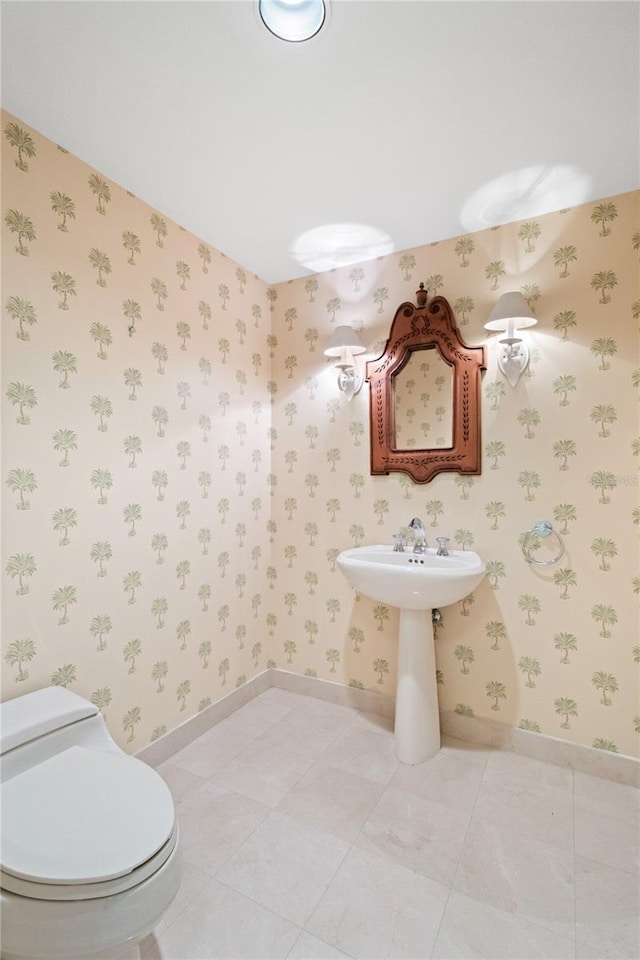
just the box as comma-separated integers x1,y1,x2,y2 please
393,346,453,449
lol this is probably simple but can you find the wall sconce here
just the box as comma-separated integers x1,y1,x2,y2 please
484,291,537,386
324,325,366,401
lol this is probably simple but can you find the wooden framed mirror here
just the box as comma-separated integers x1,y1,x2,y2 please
367,285,486,483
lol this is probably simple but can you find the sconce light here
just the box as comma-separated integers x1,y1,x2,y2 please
484,291,537,386
324,325,366,401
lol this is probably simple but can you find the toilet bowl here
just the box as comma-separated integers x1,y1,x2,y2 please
0,687,181,960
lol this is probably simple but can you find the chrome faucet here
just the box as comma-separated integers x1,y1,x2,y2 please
408,517,428,554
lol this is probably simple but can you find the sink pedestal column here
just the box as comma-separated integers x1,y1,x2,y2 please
394,608,440,764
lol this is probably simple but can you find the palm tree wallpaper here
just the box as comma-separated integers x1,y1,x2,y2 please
2,111,638,758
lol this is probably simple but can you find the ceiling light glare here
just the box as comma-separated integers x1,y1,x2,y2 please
258,0,327,43
461,165,592,233
290,223,394,273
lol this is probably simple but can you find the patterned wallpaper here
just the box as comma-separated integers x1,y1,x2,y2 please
2,112,271,749
2,111,639,758
269,193,639,759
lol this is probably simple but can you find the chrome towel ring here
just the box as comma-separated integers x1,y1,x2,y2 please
521,520,565,566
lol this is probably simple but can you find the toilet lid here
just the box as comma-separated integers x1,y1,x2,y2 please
0,746,175,884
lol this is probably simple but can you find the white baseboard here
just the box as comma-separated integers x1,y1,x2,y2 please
138,669,639,788
440,710,640,788
136,669,273,767
269,668,396,719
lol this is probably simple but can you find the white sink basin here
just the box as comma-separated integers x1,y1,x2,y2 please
337,545,485,610
338,543,486,765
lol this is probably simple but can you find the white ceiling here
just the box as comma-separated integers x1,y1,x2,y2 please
2,1,638,284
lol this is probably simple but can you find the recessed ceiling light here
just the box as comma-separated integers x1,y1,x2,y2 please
258,0,328,43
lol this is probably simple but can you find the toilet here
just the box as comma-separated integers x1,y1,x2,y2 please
0,687,181,960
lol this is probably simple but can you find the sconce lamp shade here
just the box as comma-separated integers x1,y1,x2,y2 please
484,292,537,332
324,325,366,401
323,325,366,357
484,291,538,387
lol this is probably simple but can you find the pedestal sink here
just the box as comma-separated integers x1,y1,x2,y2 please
337,545,486,764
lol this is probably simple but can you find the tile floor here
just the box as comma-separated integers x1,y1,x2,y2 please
142,688,640,960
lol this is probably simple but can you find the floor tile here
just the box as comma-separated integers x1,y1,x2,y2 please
147,690,640,960
432,890,575,959
575,855,640,959
574,793,640,875
439,735,492,767
293,697,359,730
176,780,270,876
218,810,349,926
484,749,573,790
574,771,640,825
389,749,484,814
288,697,358,722
355,784,470,886
277,760,384,842
577,941,629,959
256,687,315,709
259,705,350,762
214,738,313,807
141,878,299,959
167,724,254,779
287,930,353,959
155,760,207,806
306,846,449,959
453,818,575,939
352,710,395,738
289,694,358,720
473,765,574,851
317,724,400,785
218,698,294,739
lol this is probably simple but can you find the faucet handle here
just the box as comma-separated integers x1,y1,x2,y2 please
435,537,450,556
392,533,406,553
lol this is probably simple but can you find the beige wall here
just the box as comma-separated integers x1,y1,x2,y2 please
3,111,639,757
269,192,639,759
2,112,271,748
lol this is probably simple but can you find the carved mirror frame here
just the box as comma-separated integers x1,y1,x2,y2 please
366,288,486,483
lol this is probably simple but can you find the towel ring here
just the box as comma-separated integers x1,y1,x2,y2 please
522,520,565,566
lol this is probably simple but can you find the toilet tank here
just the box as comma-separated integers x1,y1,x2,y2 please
0,687,120,783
